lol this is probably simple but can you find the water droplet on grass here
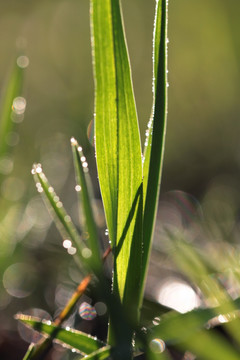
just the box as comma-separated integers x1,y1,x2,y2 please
150,338,165,353
67,247,77,255
75,185,81,192
152,317,161,325
70,137,77,146
63,240,72,249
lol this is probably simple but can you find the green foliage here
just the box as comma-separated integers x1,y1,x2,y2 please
16,0,240,360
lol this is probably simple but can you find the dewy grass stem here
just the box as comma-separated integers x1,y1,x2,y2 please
21,247,112,360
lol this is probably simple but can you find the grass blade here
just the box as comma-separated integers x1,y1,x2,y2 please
31,163,89,268
180,329,240,360
76,345,111,360
16,315,104,355
0,56,26,157
149,299,240,345
71,137,102,273
142,0,168,287
91,0,143,331
146,300,240,360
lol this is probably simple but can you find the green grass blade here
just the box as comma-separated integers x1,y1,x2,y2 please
146,300,240,360
91,0,143,326
168,237,240,345
22,344,35,360
71,137,102,272
77,345,111,360
142,0,168,286
149,306,230,345
16,315,104,355
180,330,240,360
31,163,89,268
0,56,25,157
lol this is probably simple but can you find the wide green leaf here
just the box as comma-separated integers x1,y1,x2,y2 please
142,0,168,288
91,0,143,327
16,315,105,355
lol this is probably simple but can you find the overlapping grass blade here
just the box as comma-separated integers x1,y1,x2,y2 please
146,300,240,360
31,163,89,267
142,0,168,287
16,315,105,355
168,237,240,345
175,329,240,360
71,137,102,272
0,56,25,157
149,298,240,345
91,0,143,333
76,345,111,360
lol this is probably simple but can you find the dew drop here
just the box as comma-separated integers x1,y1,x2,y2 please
42,319,52,326
48,187,54,193
75,185,81,192
78,146,82,152
166,82,169,87
64,215,71,222
150,338,165,353
82,162,88,168
68,247,77,255
152,317,161,325
70,137,77,146
63,240,72,249
81,156,86,162
36,165,42,174
56,202,63,208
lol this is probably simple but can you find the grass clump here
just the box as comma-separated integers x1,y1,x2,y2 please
14,1,240,360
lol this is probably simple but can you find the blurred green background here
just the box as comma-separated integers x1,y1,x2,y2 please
1,0,240,357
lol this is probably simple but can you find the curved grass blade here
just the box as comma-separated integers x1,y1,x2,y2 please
0,56,26,157
142,0,168,289
168,236,240,345
145,300,240,360
71,137,102,273
31,163,90,268
91,0,143,338
16,315,105,355
76,345,111,360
